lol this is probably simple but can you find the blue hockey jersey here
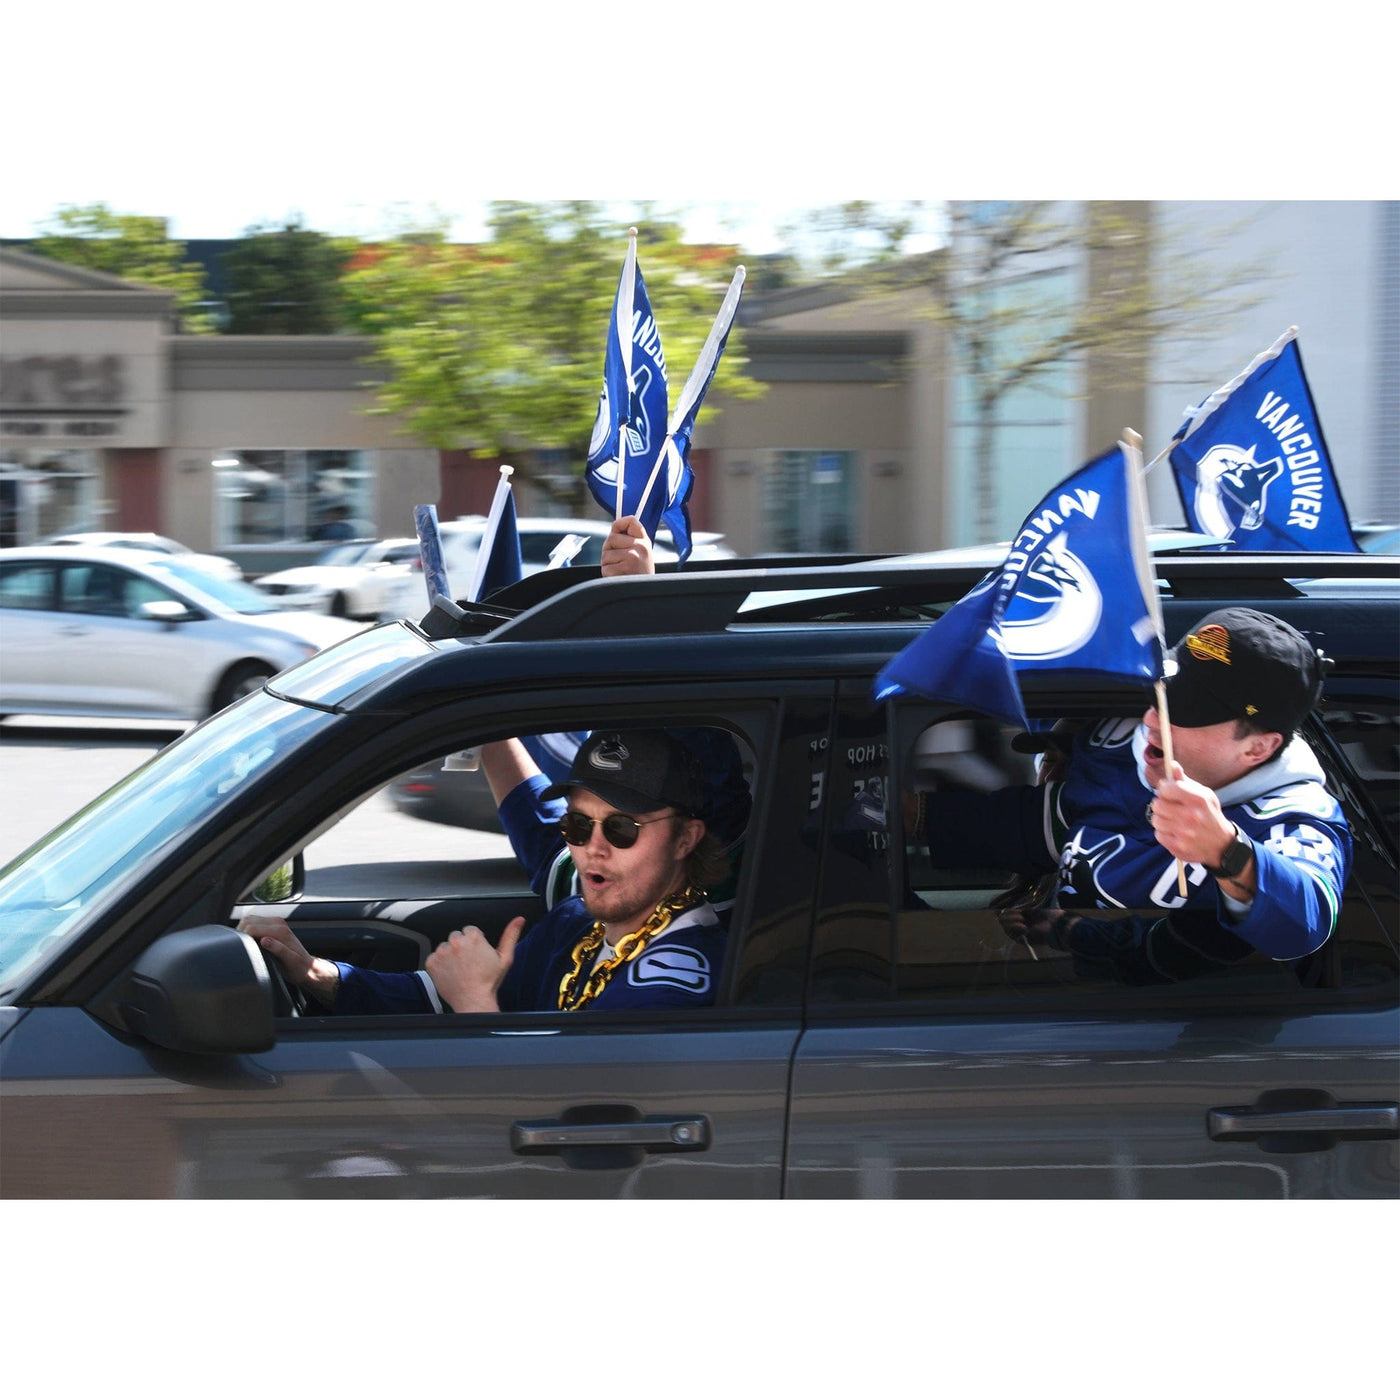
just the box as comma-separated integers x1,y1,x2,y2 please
924,719,1350,977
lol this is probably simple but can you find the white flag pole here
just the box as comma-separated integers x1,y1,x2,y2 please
615,228,638,521
1146,325,1300,472
635,264,746,525
1124,426,1187,899
466,463,514,604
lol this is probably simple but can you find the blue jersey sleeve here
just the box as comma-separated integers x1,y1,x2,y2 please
327,963,437,1016
497,772,569,900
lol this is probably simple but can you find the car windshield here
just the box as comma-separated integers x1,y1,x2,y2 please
0,692,330,998
316,543,372,567
146,559,280,613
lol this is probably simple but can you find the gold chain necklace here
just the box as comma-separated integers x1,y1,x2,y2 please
557,886,703,1011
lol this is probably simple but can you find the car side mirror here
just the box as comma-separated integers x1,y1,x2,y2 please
246,852,305,903
115,925,274,1054
138,599,198,624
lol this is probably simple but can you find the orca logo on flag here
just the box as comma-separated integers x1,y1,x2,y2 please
624,365,652,458
1194,443,1283,538
589,367,655,484
1001,533,1103,662
628,944,711,994
588,384,611,458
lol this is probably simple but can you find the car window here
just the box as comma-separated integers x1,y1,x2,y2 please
0,692,330,996
809,695,1398,1010
0,560,56,610
248,717,768,1010
58,562,135,618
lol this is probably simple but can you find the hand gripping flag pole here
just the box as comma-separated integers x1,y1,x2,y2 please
635,263,747,533
1124,427,1186,897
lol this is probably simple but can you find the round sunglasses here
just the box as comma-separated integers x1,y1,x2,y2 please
558,810,675,850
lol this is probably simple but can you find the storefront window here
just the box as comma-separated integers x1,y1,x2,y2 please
0,450,100,547
214,449,374,544
764,450,856,553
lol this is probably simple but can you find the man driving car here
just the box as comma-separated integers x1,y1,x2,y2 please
240,728,732,1014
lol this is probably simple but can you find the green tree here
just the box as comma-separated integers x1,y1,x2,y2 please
797,200,1264,540
343,202,764,510
33,203,216,333
221,217,357,334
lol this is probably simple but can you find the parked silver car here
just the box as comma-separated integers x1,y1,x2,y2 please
251,538,419,619
0,546,362,721
42,531,245,581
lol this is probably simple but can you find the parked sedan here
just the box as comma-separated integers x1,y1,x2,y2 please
0,545,362,721
251,538,420,619
43,531,244,580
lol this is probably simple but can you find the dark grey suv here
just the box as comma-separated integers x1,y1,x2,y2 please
1,549,1396,1198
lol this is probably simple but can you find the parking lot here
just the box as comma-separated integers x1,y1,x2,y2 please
0,716,505,876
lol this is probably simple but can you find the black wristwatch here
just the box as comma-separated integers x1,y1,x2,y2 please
1209,823,1253,881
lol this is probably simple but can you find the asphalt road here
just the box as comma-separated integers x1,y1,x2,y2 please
0,717,512,877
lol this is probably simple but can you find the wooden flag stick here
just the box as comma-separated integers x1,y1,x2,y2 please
1155,679,1189,897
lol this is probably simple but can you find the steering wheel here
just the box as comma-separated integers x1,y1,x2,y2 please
261,948,309,1017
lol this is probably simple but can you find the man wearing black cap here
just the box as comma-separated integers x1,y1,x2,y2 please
922,608,1351,983
242,729,732,1014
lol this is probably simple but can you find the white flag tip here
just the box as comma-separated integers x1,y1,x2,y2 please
627,226,638,239
499,463,514,481
736,264,746,276
1123,427,1143,449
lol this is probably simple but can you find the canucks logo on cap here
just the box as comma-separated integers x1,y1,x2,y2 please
1001,533,1103,662
1193,444,1283,539
589,736,629,772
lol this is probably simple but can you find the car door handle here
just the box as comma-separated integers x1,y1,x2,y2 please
1208,1102,1398,1142
511,1113,710,1154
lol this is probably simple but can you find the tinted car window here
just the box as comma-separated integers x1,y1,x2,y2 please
0,560,55,609
811,697,1398,1009
59,563,133,618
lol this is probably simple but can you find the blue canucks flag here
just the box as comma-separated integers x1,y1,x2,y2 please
585,232,670,541
466,465,522,602
413,503,451,606
1169,327,1358,552
874,443,1164,728
638,265,747,564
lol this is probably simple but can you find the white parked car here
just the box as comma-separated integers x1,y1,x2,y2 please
251,537,420,619
43,532,244,581
382,516,736,619
0,546,362,722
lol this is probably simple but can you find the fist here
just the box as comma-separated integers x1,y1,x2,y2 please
601,516,655,577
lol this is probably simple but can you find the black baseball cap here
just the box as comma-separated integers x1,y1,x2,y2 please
1163,608,1328,737
542,729,705,816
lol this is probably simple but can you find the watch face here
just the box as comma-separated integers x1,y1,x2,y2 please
1214,828,1251,879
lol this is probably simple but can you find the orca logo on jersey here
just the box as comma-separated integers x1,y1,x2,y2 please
1058,828,1128,907
1001,532,1103,662
1193,443,1283,539
629,945,711,994
589,736,629,772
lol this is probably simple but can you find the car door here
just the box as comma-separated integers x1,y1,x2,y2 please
50,560,210,717
783,684,1400,1198
0,685,832,1198
0,558,59,709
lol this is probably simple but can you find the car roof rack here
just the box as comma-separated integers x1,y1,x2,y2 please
431,551,1398,645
